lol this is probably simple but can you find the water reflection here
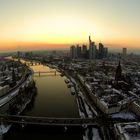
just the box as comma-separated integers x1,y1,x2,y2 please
23,62,79,118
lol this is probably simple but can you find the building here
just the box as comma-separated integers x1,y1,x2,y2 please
70,45,82,59
70,35,108,60
82,45,87,57
76,45,82,58
130,101,140,117
70,45,76,59
89,36,96,59
98,43,105,59
89,36,92,59
114,122,140,140
122,48,127,57
104,47,108,58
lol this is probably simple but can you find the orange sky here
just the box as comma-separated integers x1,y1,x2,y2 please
0,38,139,52
0,41,72,52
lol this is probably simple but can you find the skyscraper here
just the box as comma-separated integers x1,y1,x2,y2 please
89,36,92,59
89,36,96,59
98,43,104,59
82,45,87,58
70,45,76,59
91,42,96,59
70,36,108,60
76,45,82,58
104,47,108,58
122,48,127,57
82,45,87,54
89,36,92,45
70,45,82,59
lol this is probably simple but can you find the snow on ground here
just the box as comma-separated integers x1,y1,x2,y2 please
70,76,102,140
0,76,32,134
0,123,11,135
0,89,18,107
111,112,136,120
76,98,86,118
83,128,102,140
84,102,94,118
83,129,89,140
92,128,102,140
70,77,76,85
0,85,23,107
78,91,98,117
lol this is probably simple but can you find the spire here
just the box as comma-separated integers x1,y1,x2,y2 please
115,61,122,81
89,35,91,45
89,35,91,41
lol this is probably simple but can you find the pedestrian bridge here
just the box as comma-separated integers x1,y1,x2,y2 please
0,115,97,126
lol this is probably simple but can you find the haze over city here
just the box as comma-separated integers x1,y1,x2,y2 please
0,0,140,52
1,1,140,140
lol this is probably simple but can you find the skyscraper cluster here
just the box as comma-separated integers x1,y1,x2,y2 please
70,36,108,59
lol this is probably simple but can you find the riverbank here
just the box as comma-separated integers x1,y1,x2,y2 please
0,80,36,135
0,59,36,135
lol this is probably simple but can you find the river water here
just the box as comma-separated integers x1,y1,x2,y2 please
25,64,79,118
3,61,83,140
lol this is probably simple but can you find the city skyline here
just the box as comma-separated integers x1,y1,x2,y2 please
0,0,140,52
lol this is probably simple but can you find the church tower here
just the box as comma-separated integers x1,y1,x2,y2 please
115,61,122,81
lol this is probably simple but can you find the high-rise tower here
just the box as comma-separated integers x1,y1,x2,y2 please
70,45,76,59
99,43,104,59
89,36,96,59
89,36,91,46
122,48,127,57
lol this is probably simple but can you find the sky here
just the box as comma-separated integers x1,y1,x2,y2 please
0,0,140,52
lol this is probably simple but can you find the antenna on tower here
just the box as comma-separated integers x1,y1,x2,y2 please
89,35,92,45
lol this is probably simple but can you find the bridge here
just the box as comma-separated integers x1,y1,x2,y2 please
0,115,98,126
26,61,41,66
34,71,60,76
0,114,137,131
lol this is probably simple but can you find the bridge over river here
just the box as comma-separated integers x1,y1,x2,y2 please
0,114,135,127
0,115,98,126
34,71,60,76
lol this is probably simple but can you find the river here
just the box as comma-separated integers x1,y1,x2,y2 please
25,63,79,117
3,61,83,140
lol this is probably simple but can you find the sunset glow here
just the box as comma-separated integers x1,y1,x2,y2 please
0,0,140,52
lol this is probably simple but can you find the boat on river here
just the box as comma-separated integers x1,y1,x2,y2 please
65,79,70,84
60,73,64,77
67,82,74,88
70,87,75,95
